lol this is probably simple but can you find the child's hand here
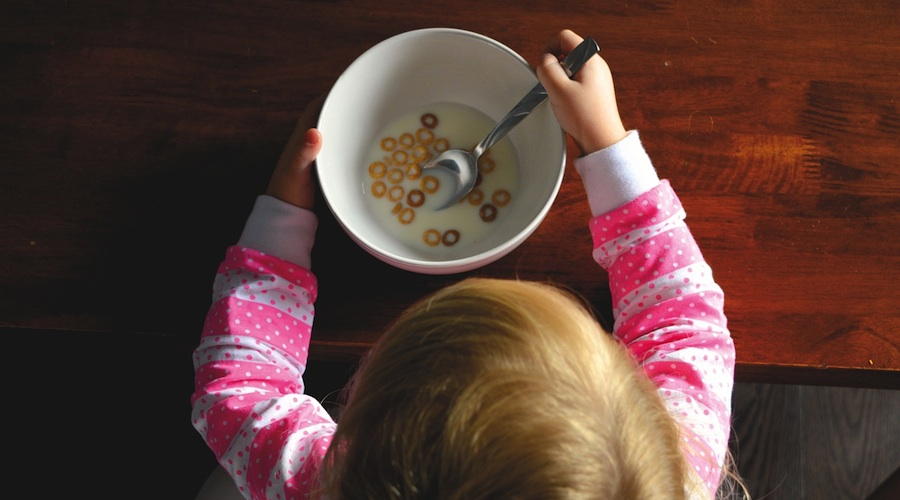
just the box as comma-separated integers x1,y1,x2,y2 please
536,29,627,156
266,95,326,210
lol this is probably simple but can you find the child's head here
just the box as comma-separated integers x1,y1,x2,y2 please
320,277,692,500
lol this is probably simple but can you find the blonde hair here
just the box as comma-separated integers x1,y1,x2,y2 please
318,277,695,499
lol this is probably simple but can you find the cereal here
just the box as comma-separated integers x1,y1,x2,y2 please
405,163,422,180
467,188,484,205
411,145,428,163
380,137,397,151
441,229,460,246
387,168,404,184
491,189,511,207
397,207,415,224
420,175,440,194
388,185,405,202
368,161,387,178
433,138,449,152
371,181,387,198
416,127,434,145
423,229,441,246
391,149,408,166
479,204,498,222
478,156,496,174
420,113,438,129
407,189,425,207
399,132,415,148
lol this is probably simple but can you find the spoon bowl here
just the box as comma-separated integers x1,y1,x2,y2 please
422,37,600,209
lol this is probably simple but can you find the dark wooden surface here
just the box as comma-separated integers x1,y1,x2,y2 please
3,0,899,390
731,382,900,500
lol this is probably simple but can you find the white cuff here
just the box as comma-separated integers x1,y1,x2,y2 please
237,195,318,269
573,130,660,216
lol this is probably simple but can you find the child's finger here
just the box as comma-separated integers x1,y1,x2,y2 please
557,29,585,54
267,127,322,209
298,128,323,169
536,52,571,93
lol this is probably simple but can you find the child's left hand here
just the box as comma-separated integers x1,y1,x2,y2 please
266,95,326,210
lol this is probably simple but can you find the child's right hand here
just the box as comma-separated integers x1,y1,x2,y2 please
536,29,627,156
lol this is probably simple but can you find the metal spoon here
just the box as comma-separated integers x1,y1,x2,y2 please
422,37,600,210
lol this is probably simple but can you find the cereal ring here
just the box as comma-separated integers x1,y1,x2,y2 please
478,156,496,174
420,113,438,129
442,229,460,246
474,172,483,187
391,202,403,214
479,203,498,222
492,189,511,207
397,207,415,224
387,168,405,184
467,188,484,205
423,229,441,247
420,175,440,194
433,138,449,153
399,132,415,148
416,127,434,145
411,145,428,162
388,185,405,202
371,181,387,198
407,189,425,207
405,163,422,180
391,149,408,166
368,161,387,178
381,137,397,151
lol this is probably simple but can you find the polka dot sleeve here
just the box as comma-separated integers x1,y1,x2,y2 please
588,181,735,498
191,246,335,499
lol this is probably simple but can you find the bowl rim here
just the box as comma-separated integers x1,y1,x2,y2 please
316,28,567,274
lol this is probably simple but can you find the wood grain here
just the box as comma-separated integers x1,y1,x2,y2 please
2,0,898,387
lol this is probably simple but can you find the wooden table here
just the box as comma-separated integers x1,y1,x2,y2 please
3,0,898,389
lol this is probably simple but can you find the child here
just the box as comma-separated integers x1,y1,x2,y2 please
191,29,738,500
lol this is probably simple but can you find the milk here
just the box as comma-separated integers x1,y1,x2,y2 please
362,102,520,256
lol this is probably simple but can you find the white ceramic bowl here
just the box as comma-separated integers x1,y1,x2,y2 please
317,28,566,274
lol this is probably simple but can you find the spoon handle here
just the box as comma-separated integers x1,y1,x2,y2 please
474,37,600,156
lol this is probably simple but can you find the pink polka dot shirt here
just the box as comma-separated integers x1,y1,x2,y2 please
576,131,734,497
